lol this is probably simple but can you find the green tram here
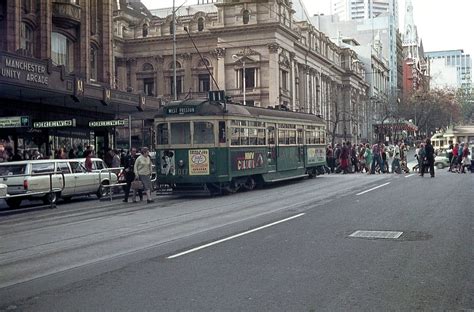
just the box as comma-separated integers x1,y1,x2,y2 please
154,99,327,194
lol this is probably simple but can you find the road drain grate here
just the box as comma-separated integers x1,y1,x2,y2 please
349,230,403,239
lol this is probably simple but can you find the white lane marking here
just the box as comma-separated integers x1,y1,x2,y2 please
355,182,390,196
405,174,415,178
167,213,305,259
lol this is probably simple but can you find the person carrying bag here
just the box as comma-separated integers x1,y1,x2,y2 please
122,148,143,203
134,147,154,204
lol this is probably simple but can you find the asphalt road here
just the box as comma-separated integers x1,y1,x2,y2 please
0,168,472,311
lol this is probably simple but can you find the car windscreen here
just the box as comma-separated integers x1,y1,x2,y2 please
0,164,27,176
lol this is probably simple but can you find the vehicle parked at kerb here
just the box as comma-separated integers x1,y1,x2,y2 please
0,158,117,208
154,99,327,195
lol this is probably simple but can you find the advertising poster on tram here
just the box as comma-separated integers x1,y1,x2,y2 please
307,147,326,164
189,149,209,175
231,151,265,171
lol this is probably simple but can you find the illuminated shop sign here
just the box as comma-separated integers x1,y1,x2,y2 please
0,116,30,128
89,119,129,127
33,119,76,128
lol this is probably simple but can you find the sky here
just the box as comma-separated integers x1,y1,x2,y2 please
141,0,474,57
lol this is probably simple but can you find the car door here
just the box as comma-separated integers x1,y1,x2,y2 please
57,161,75,196
69,161,93,194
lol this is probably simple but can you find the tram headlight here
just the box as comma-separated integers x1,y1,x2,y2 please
178,159,185,168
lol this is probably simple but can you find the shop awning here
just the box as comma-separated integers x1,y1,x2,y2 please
373,120,418,132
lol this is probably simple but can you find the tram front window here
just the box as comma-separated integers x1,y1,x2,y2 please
157,123,169,145
171,122,191,145
193,122,215,144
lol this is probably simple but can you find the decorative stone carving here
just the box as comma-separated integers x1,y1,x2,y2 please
211,47,226,59
267,43,280,54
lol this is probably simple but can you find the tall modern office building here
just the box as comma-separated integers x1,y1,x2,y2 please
425,50,472,92
330,0,397,22
328,0,399,95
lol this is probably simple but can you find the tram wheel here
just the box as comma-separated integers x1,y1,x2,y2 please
223,181,238,194
243,177,256,191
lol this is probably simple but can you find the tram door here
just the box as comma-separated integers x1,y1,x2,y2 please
297,128,304,168
267,124,277,172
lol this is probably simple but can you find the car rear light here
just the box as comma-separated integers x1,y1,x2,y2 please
23,180,28,190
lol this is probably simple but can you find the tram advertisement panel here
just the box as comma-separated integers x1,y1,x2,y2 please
160,150,176,176
189,149,209,175
307,147,325,164
231,151,265,171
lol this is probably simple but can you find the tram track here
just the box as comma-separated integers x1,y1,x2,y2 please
0,174,390,289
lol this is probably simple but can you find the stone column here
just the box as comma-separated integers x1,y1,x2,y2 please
80,0,90,80
267,43,280,107
290,52,296,111
99,0,113,86
6,0,21,53
212,47,226,92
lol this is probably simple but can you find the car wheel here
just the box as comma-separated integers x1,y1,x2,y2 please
436,163,444,169
6,198,22,209
42,192,58,205
97,181,109,199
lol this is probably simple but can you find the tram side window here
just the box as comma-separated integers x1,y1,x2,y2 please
194,122,215,144
248,128,258,145
219,121,226,143
297,129,304,144
320,129,326,144
157,123,169,145
267,126,275,144
170,122,191,145
231,128,240,145
278,129,287,145
257,129,265,145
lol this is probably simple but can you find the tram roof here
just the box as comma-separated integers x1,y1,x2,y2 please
156,99,325,123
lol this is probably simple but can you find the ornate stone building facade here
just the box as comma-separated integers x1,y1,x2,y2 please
116,0,369,143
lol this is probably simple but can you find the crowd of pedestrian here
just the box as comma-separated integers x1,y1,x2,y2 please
446,142,471,174
326,140,410,175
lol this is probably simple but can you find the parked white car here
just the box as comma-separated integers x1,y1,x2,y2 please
0,158,117,208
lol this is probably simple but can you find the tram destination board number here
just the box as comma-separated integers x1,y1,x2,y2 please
0,116,30,128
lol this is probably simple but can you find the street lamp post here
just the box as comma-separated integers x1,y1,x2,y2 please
232,55,246,106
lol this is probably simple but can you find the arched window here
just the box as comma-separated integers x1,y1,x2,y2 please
169,61,182,69
20,23,34,56
90,46,98,81
142,24,148,37
51,32,73,72
143,63,154,71
243,10,250,24
198,59,210,68
197,17,204,31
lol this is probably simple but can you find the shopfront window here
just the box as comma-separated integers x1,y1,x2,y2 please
51,32,73,72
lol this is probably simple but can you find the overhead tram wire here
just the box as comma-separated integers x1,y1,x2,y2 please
183,26,221,92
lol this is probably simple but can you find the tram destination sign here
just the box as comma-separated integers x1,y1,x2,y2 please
33,119,76,128
0,116,30,128
166,106,196,115
89,119,129,127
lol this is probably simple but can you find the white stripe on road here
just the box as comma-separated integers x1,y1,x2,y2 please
355,182,390,196
167,213,306,259
405,174,415,178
